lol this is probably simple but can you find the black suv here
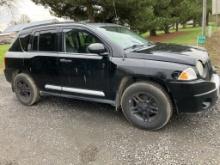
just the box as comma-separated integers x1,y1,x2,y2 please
4,22,220,130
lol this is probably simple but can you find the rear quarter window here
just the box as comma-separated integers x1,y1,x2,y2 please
9,34,31,52
9,38,22,52
19,34,31,51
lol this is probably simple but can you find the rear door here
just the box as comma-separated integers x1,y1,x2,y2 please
28,28,61,92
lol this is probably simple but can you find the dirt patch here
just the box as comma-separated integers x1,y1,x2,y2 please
148,31,188,42
205,30,220,73
79,144,99,165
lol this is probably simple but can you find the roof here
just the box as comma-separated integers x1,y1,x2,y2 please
3,20,121,35
22,22,120,31
22,21,80,30
17,22,120,34
3,19,59,33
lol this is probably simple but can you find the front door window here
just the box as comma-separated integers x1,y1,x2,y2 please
64,29,101,53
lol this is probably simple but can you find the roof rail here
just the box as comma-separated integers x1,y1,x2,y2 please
22,21,76,30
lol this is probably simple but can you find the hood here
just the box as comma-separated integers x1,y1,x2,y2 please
126,43,209,66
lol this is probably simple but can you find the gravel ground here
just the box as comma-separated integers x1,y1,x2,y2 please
0,75,219,165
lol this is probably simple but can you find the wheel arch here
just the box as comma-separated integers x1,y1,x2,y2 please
115,75,177,112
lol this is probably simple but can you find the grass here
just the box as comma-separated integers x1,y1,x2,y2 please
168,25,220,45
142,23,220,45
168,27,202,45
0,44,10,72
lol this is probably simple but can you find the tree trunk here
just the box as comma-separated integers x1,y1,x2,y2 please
193,19,196,27
182,23,186,28
175,22,179,32
150,29,157,36
86,1,95,22
206,12,209,26
164,25,169,34
88,14,95,22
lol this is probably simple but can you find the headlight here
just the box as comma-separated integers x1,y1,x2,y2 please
178,68,197,80
196,61,204,76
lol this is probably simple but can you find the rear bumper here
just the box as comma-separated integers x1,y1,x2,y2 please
168,74,219,113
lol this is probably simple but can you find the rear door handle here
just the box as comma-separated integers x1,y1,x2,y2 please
60,58,72,63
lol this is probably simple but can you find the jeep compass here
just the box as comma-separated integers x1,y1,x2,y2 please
4,22,220,130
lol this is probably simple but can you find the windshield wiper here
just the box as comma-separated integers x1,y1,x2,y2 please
124,44,145,51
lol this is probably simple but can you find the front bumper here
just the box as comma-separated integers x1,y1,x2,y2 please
168,74,219,113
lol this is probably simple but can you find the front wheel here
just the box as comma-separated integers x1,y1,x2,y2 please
121,82,173,130
13,73,40,106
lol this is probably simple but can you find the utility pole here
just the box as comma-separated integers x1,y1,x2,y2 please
202,0,207,36
216,0,220,26
216,14,219,26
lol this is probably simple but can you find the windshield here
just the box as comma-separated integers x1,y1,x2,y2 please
97,26,151,50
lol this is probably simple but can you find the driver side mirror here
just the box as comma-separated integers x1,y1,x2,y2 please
88,43,108,56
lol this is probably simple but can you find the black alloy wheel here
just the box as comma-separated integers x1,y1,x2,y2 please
129,92,159,123
16,79,32,101
13,73,40,105
121,82,173,130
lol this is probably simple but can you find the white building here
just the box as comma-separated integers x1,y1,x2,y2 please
213,0,220,15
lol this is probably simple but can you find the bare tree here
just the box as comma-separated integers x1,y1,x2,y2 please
0,0,18,21
0,0,14,7
9,15,31,26
18,14,31,24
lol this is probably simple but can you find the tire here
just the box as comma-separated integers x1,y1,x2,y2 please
13,73,40,106
121,81,173,130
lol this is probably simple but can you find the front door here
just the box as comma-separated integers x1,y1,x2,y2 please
58,28,111,99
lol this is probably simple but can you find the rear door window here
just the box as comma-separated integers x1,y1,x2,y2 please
32,30,58,52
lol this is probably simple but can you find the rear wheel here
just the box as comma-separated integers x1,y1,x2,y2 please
13,73,40,106
121,82,173,130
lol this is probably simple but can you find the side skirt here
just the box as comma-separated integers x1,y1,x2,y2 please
40,91,116,107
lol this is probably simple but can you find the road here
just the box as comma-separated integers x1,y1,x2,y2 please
0,75,219,165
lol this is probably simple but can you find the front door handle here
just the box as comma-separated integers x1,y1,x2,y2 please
60,59,72,63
